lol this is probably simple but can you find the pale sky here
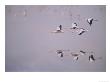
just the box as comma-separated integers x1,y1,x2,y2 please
5,5,106,72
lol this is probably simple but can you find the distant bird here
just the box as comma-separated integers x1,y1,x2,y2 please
77,28,88,35
56,50,64,57
52,25,64,33
79,50,86,55
87,18,98,26
71,53,79,61
71,27,88,35
71,23,88,35
87,18,93,26
89,55,95,62
71,22,78,29
56,25,63,32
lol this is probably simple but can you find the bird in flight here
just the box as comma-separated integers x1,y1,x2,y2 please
89,55,95,62
52,25,64,33
79,50,86,55
71,22,78,29
70,22,88,35
71,52,80,61
56,50,64,57
77,28,88,35
87,18,98,26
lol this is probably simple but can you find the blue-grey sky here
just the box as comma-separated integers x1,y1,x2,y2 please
5,5,106,72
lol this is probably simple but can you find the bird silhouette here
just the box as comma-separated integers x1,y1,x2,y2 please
87,18,98,26
71,22,78,29
78,28,88,35
87,18,93,26
56,50,64,57
89,55,95,62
